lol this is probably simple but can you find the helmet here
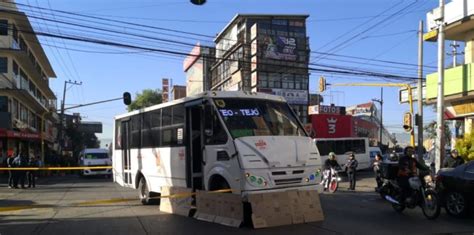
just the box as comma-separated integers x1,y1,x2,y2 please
329,152,336,159
404,146,415,156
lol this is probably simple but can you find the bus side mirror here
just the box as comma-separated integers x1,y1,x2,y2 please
205,129,213,137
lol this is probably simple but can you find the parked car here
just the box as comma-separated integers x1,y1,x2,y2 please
436,161,474,217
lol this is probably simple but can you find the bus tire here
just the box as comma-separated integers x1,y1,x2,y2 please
138,177,159,205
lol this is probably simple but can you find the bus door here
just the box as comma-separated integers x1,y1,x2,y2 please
121,120,133,186
185,101,205,190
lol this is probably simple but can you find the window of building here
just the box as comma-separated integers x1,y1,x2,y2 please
0,96,7,112
0,57,7,73
13,60,18,76
12,24,18,42
0,20,8,35
12,99,18,119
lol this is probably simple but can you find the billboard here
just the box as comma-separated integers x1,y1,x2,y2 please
270,89,307,105
311,114,352,138
262,36,297,61
162,78,169,103
79,122,103,133
186,58,204,96
308,105,346,115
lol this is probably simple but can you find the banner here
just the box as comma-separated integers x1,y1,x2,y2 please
311,114,352,138
262,36,297,61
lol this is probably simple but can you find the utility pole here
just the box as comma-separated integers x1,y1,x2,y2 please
57,80,82,155
417,20,424,159
435,0,446,173
447,41,463,67
372,88,383,147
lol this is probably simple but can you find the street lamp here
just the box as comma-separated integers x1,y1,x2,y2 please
372,88,383,147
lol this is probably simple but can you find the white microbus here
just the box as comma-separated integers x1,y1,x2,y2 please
314,137,370,171
78,148,112,176
113,91,322,204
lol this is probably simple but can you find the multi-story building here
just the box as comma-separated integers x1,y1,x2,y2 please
425,0,474,146
183,43,215,96
210,14,310,123
0,1,57,158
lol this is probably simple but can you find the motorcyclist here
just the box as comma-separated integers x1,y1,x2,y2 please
397,146,429,203
324,152,339,170
322,152,340,190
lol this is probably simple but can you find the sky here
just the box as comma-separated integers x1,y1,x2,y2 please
12,0,460,146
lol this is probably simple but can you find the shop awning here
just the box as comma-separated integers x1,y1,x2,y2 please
0,128,40,140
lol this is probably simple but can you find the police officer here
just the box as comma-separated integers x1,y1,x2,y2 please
345,153,358,190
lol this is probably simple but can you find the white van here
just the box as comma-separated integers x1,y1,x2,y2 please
79,148,112,177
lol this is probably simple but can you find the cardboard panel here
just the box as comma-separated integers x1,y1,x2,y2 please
159,186,193,217
194,191,243,227
248,189,324,229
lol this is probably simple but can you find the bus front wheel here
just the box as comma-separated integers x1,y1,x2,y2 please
138,177,159,205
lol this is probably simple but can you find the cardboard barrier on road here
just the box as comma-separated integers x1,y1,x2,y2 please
248,189,324,229
194,190,243,227
159,186,193,217
194,189,324,229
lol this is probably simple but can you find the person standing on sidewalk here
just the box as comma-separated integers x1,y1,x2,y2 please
6,151,16,188
13,150,28,189
27,155,39,188
372,153,383,190
345,153,358,190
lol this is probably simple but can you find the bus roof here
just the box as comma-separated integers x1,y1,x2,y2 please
114,91,287,120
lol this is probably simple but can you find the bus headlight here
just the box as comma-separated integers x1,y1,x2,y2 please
245,173,267,187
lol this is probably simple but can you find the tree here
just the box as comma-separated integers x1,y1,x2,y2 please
424,120,452,147
455,134,474,162
127,89,163,112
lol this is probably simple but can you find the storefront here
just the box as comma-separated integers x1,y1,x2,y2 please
0,128,41,158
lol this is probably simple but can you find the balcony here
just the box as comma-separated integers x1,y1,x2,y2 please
426,0,474,41
12,74,56,111
426,63,474,101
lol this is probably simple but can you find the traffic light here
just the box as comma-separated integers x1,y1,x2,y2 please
123,92,131,105
190,0,206,5
319,76,326,93
403,112,412,132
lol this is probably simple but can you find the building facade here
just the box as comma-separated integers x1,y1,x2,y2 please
0,1,58,159
425,0,474,146
183,44,215,97
171,85,186,100
211,14,310,123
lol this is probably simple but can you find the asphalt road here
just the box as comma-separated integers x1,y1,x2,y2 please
0,172,473,235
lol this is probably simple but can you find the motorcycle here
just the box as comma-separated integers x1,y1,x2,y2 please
379,164,440,220
322,166,342,193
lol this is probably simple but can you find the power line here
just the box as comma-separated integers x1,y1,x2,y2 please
3,2,436,72
8,22,419,82
314,0,420,62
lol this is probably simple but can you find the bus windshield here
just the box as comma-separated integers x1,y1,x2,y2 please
213,98,305,138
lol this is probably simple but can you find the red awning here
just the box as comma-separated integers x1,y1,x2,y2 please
0,129,40,140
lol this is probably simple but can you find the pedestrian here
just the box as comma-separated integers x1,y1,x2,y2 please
442,149,464,168
372,153,383,190
345,153,358,190
27,155,39,188
13,150,28,189
6,151,16,188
